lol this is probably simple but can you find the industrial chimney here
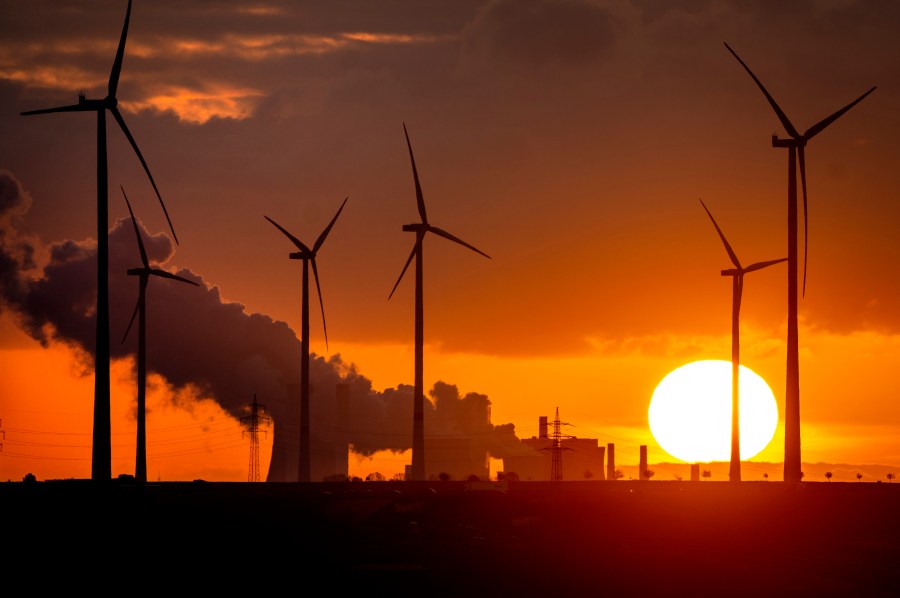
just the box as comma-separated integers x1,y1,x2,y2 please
539,416,548,439
607,443,616,480
639,445,648,480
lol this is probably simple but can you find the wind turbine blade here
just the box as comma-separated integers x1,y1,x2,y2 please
723,42,800,139
149,269,200,286
21,104,93,116
111,105,178,245
744,257,788,273
310,258,329,352
313,196,348,253
264,216,311,253
798,146,809,298
389,242,419,300
121,186,149,268
403,122,428,225
108,0,133,97
122,294,141,344
428,226,491,259
699,198,742,269
803,87,876,140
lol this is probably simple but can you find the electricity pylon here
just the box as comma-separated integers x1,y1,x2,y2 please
241,394,271,482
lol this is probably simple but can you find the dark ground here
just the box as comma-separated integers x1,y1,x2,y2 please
3,479,897,596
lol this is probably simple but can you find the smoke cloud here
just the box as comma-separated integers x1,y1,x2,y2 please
0,170,530,478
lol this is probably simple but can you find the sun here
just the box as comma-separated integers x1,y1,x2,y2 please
648,360,779,463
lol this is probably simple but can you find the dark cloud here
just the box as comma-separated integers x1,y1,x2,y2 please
463,0,617,69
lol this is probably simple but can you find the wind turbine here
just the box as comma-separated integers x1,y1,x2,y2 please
265,196,348,483
724,42,875,483
121,187,197,485
389,123,491,482
700,199,786,483
20,0,177,481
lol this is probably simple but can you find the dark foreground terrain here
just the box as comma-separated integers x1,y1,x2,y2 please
3,479,897,596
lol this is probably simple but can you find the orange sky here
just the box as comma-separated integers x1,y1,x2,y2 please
2,1,900,483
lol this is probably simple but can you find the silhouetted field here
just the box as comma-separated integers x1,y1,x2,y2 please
4,479,897,596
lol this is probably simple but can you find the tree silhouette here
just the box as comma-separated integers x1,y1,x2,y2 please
365,472,385,482
856,472,863,482
584,469,593,480
614,469,624,480
645,469,656,480
763,473,769,481
825,471,833,482
702,469,711,481
888,473,896,483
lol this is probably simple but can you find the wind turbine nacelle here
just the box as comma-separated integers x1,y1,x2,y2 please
402,223,426,232
772,135,805,148
288,251,310,260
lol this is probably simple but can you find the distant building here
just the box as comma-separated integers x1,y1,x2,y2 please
501,416,606,481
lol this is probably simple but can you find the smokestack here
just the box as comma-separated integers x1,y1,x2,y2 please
539,416,548,439
607,443,615,480
639,445,648,480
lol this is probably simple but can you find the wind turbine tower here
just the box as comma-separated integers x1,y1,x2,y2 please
389,123,491,482
20,0,177,481
265,197,347,482
121,187,197,485
700,199,786,482
724,42,875,483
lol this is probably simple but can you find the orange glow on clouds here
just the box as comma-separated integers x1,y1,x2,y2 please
123,85,264,124
342,32,453,45
0,65,104,91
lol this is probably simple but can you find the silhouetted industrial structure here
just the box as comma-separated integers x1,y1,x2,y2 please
121,188,197,485
389,123,490,481
265,197,347,482
502,413,606,481
241,394,271,482
607,443,616,480
700,198,785,482
268,382,350,482
639,445,648,480
545,407,573,482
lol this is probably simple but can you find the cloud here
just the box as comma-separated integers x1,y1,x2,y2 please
462,0,618,70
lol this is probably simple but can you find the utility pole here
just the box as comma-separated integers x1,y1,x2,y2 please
241,394,271,482
543,407,573,482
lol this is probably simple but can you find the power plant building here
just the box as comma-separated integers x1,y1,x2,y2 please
501,416,607,481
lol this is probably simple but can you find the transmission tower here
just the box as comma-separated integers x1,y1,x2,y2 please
241,394,271,482
542,407,574,482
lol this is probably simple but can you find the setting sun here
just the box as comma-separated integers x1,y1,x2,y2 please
648,360,778,463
